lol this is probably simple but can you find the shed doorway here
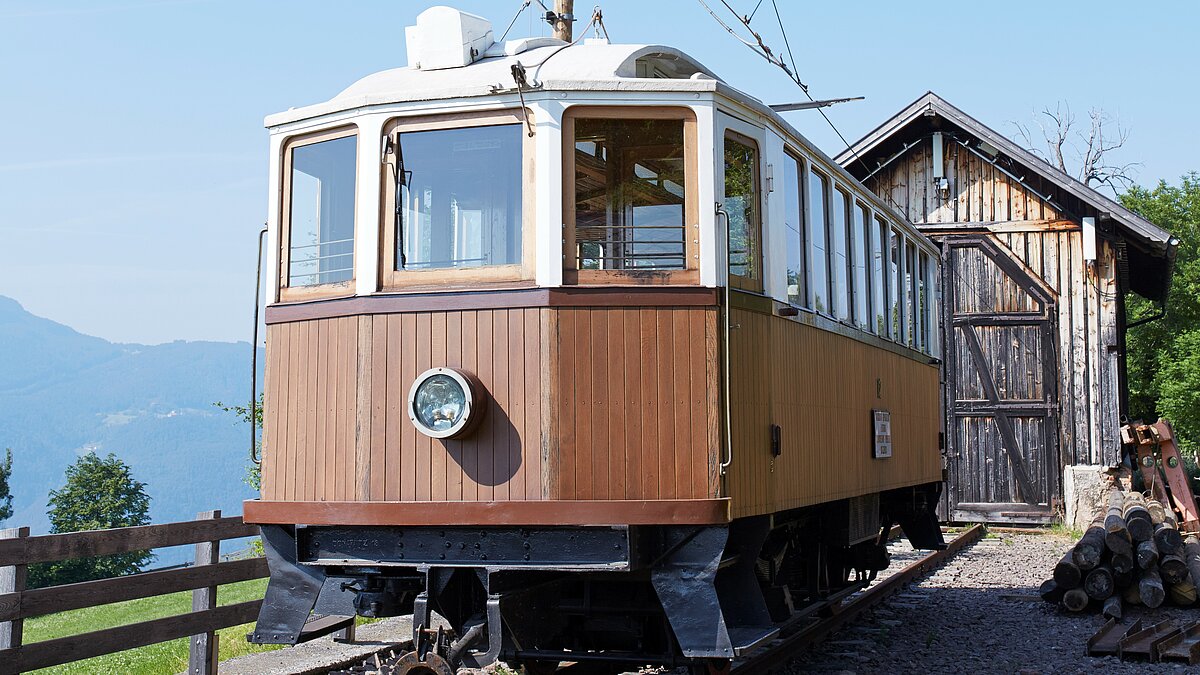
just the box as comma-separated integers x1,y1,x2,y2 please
940,235,1059,524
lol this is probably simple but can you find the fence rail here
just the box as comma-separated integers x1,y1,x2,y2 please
0,510,272,675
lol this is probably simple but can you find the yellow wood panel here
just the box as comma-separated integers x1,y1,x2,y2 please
727,307,942,519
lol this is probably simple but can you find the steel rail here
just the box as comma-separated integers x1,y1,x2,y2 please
731,524,986,674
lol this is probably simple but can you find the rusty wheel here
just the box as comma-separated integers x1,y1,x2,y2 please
392,650,455,675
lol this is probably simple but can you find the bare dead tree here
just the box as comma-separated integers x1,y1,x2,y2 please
1012,102,1141,195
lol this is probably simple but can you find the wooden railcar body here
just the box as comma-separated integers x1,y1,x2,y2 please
245,8,944,672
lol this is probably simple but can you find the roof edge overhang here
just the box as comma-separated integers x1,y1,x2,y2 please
836,91,1178,302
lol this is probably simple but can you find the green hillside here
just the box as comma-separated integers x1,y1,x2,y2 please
0,296,260,564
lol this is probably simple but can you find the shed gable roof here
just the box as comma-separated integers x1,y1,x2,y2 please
835,92,1178,301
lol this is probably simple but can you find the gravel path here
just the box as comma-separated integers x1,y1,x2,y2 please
786,532,1199,674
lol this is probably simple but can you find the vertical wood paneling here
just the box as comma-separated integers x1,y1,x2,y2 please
264,309,550,503
547,307,719,502
738,306,941,519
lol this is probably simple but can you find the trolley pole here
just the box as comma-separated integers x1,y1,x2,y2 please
554,0,573,42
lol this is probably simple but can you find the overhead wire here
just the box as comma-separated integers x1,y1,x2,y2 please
694,0,873,176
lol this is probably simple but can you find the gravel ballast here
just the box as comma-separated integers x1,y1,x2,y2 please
786,531,1199,674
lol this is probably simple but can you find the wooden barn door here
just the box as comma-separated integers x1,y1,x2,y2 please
941,235,1058,523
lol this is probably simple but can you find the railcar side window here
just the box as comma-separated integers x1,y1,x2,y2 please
570,115,690,274
925,252,940,357
872,216,888,335
830,187,850,321
284,133,357,291
852,202,870,327
724,133,762,290
906,240,918,349
808,170,830,313
396,124,522,271
783,153,806,306
890,227,903,342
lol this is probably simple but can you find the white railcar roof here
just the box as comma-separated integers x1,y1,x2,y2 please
265,41,722,128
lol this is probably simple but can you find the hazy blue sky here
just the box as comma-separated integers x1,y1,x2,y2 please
1,0,1195,344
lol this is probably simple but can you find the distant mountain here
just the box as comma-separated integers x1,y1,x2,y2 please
0,295,259,564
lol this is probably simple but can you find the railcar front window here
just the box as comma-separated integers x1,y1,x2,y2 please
724,134,761,287
890,228,902,341
573,118,686,270
288,135,356,287
396,124,522,270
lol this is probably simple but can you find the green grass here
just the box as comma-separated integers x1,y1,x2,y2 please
1048,522,1084,540
25,577,283,675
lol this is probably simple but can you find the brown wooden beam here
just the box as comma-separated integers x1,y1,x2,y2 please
243,498,732,526
0,557,267,623
0,517,257,568
0,599,262,673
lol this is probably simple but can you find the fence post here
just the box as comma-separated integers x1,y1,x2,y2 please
1,526,30,674
188,510,220,675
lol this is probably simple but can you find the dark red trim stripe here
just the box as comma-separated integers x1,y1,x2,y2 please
265,286,720,324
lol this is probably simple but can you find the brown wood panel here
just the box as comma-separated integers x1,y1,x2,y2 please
728,303,942,519
547,307,720,502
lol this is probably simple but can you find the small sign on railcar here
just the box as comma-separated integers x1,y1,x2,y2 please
872,410,892,459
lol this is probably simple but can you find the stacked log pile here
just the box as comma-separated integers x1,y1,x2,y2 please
1042,488,1200,618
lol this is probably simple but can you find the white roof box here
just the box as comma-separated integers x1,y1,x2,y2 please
405,6,495,71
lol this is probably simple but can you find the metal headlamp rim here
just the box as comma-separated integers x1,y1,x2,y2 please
407,367,485,439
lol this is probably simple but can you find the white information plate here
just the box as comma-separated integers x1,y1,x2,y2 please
873,409,892,459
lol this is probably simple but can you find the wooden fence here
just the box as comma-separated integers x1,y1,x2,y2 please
0,510,271,675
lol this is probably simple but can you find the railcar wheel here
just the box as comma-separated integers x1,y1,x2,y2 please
392,650,454,675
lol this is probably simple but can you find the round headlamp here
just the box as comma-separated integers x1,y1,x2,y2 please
408,367,484,439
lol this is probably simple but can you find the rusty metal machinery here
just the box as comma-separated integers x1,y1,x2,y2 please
1122,419,1200,534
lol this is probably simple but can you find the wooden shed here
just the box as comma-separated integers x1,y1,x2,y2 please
836,92,1178,523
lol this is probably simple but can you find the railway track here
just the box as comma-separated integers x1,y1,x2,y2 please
323,524,986,675
730,524,985,673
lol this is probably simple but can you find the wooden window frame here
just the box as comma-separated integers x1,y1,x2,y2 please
783,149,807,308
562,106,699,286
380,110,536,292
278,125,359,303
723,130,763,293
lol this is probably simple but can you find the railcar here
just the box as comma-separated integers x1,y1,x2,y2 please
244,7,945,673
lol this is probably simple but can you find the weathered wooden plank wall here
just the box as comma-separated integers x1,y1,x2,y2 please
871,136,1122,472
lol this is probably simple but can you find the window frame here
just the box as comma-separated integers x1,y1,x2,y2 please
379,109,536,291
278,125,359,303
852,201,871,329
807,167,832,315
723,129,764,292
562,106,699,286
782,149,807,308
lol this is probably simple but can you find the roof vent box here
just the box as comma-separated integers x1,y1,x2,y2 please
405,6,495,71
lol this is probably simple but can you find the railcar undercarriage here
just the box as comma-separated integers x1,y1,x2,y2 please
249,483,943,673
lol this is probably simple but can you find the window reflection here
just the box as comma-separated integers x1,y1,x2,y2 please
397,124,522,270
808,171,829,313
724,136,760,281
574,118,686,270
289,135,356,287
